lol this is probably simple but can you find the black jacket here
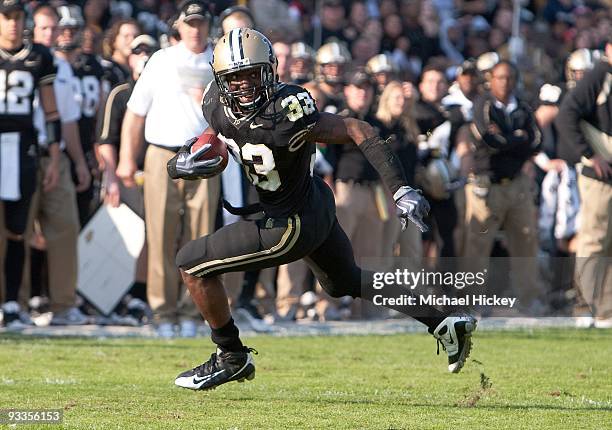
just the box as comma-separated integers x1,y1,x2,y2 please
471,92,541,181
556,61,612,183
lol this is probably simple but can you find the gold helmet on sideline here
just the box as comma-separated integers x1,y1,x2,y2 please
315,40,351,84
365,53,397,75
290,42,316,82
565,48,600,89
211,28,277,115
292,42,316,60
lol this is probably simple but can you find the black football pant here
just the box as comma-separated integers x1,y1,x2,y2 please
177,212,363,299
176,177,362,298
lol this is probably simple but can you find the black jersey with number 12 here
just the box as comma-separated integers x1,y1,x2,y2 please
0,42,56,140
202,82,320,217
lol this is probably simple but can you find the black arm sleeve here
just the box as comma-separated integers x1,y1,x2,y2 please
359,136,408,195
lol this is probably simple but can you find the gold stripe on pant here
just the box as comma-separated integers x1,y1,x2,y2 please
144,144,220,323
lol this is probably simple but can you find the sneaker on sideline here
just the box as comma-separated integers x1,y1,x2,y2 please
50,307,91,325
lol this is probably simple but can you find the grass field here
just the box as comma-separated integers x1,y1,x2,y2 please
0,329,611,429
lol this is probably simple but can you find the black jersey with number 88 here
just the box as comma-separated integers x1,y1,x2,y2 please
202,82,320,217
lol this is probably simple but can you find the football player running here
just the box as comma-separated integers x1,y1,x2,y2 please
168,29,477,391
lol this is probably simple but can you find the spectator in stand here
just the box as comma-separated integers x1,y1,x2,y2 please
351,36,380,67
379,0,398,20
344,1,369,42
306,0,351,48
83,0,111,33
218,5,254,35
400,0,442,73
100,19,140,93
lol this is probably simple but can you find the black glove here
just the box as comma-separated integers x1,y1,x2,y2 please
394,186,430,233
167,137,223,180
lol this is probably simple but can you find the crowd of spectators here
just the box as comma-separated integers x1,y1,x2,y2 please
1,0,610,334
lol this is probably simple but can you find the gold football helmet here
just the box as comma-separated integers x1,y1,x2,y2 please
565,48,599,89
211,28,277,114
315,40,351,84
365,53,397,75
290,42,315,82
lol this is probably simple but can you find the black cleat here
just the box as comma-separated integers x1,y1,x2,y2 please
432,314,477,373
174,346,257,390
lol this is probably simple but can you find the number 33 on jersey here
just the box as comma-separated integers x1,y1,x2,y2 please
203,82,320,216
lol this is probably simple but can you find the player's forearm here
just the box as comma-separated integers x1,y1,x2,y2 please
47,141,61,164
312,113,408,195
63,121,87,166
344,117,409,194
99,145,118,179
40,84,60,121
120,109,145,163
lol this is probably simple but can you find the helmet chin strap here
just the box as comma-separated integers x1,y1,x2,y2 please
238,95,261,108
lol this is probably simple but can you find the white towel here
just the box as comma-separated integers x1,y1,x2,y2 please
555,165,580,240
0,132,21,201
221,157,243,226
539,165,580,242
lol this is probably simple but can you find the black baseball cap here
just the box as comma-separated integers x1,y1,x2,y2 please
347,69,372,87
130,35,158,54
0,0,24,14
178,0,210,23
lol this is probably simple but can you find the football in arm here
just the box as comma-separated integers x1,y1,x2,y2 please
191,132,229,178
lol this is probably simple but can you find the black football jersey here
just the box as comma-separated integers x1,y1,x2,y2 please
0,42,56,137
99,56,129,95
203,82,320,217
71,54,104,153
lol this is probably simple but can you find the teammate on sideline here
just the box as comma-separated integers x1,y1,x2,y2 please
0,0,61,326
168,28,477,391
